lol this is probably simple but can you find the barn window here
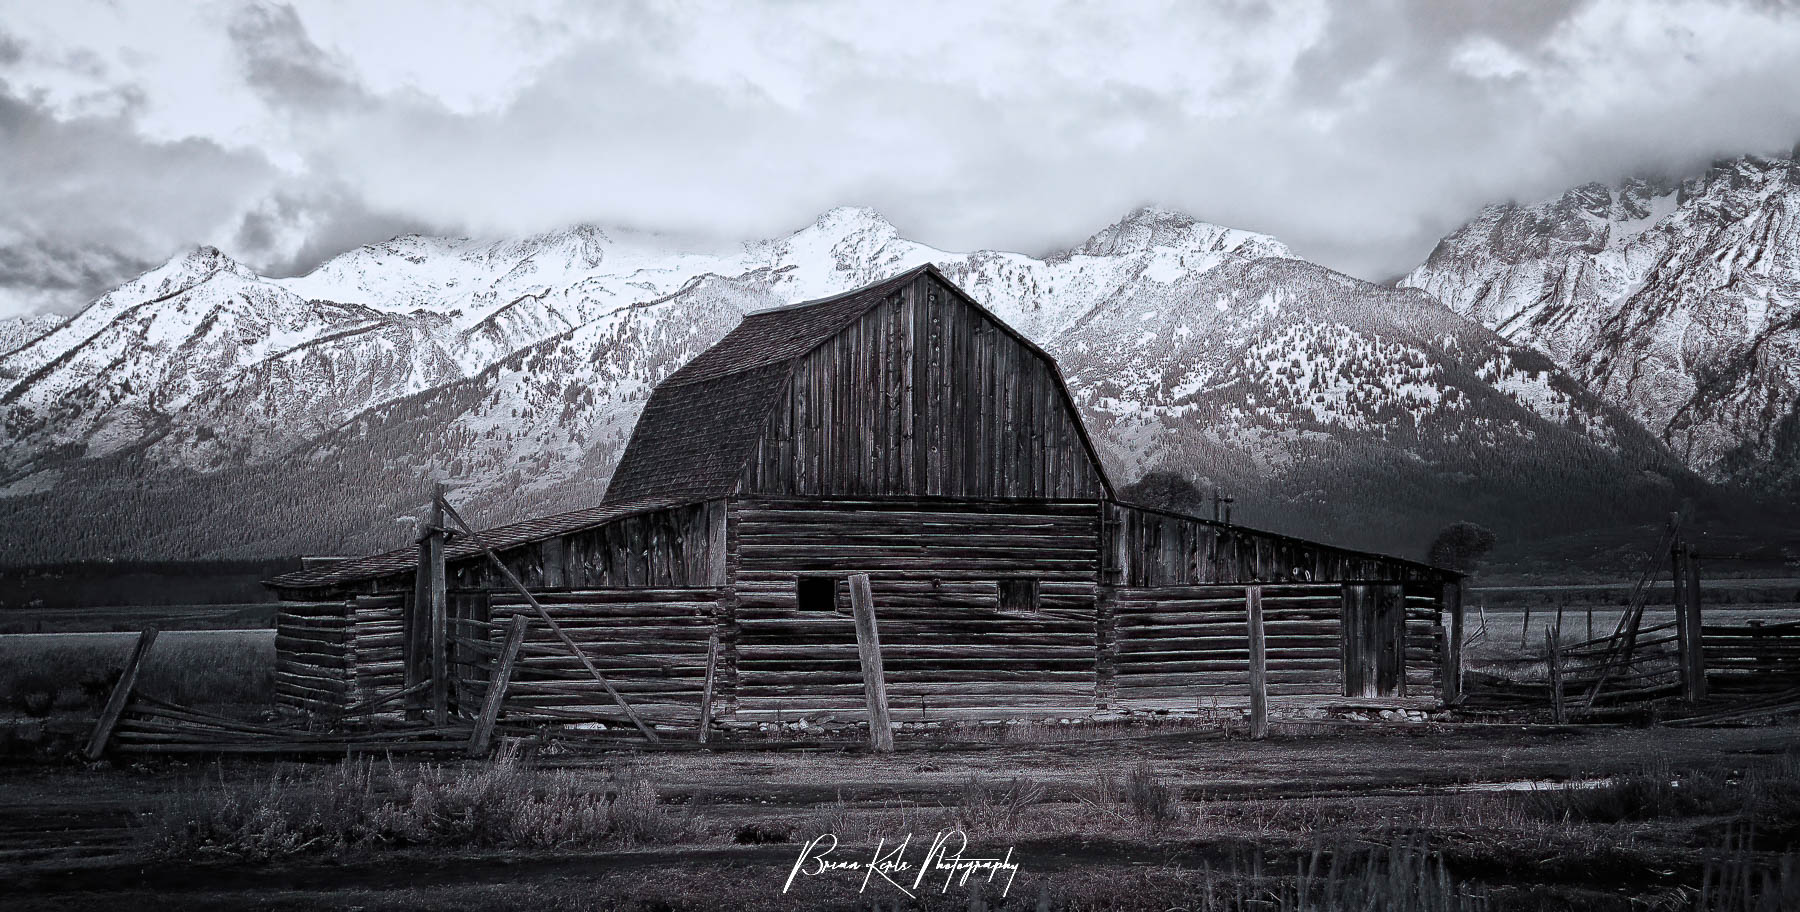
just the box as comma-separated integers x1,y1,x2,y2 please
998,578,1040,613
797,576,840,612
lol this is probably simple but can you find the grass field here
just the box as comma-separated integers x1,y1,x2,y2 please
0,629,273,716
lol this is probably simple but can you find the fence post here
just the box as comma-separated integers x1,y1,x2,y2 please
1442,581,1463,705
1683,546,1707,702
698,631,720,744
85,628,159,761
848,573,893,753
467,613,530,757
1545,626,1566,724
1246,585,1268,740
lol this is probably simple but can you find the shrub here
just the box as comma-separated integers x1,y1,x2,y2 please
957,776,1044,833
1124,761,1180,825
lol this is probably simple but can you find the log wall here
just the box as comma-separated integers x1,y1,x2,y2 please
739,272,1107,500
728,496,1101,719
458,588,727,724
1110,583,1444,709
274,599,350,713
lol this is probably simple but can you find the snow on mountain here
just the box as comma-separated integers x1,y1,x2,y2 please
1401,154,1800,493
0,314,64,358
0,203,1706,561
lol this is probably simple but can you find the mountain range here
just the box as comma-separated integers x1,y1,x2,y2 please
3,154,1796,567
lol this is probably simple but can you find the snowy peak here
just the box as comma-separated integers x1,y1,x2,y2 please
1073,206,1292,261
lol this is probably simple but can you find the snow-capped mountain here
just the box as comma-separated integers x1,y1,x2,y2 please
1401,153,1800,496
0,314,64,358
0,205,1707,563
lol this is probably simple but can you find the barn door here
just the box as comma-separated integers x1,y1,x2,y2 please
1341,584,1407,697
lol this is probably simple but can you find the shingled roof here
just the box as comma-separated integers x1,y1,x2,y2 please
603,264,1069,503
265,495,689,590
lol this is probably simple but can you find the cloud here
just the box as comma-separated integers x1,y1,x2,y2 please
0,78,278,316
226,3,368,116
3,0,1800,318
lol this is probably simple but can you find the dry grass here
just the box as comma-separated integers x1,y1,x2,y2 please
146,749,688,859
0,630,271,714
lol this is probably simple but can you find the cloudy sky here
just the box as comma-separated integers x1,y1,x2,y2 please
3,0,1799,319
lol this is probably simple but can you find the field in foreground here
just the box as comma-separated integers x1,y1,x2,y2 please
0,722,1796,911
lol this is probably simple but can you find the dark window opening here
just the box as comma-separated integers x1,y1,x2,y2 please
797,576,840,612
998,578,1040,613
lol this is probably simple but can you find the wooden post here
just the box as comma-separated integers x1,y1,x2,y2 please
698,631,719,745
848,573,893,753
1246,585,1268,740
437,495,660,743
1683,545,1708,702
467,613,530,758
426,483,448,726
1545,626,1566,724
1521,603,1531,649
85,629,159,761
1443,581,1464,705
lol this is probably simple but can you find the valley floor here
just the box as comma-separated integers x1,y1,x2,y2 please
1,721,1797,911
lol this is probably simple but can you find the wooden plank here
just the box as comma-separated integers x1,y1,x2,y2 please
84,628,158,761
467,613,531,758
1444,582,1463,705
1247,585,1268,740
698,631,719,744
848,573,893,753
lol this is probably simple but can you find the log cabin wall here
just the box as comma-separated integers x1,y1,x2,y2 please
738,272,1108,500
455,588,728,725
727,496,1102,719
271,501,730,716
274,599,353,713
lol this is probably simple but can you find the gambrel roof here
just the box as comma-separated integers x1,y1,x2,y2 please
601,264,1115,503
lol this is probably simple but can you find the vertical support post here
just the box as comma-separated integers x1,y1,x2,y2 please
85,628,159,761
698,631,720,744
1246,585,1268,740
848,573,893,753
1521,603,1532,650
1683,546,1707,702
421,482,449,726
1442,581,1463,705
467,613,530,758
1545,626,1566,724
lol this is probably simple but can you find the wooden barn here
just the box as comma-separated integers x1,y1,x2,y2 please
268,264,1462,729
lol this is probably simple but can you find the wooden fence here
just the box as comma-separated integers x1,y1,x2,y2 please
1704,621,1800,692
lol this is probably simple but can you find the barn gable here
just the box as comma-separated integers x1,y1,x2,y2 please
602,265,1112,503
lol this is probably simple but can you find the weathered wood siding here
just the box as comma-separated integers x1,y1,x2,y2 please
446,501,726,591
740,273,1107,500
1109,583,1445,708
728,496,1101,718
1104,502,1443,586
730,497,1101,612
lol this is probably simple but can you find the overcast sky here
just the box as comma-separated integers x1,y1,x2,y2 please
3,0,1799,318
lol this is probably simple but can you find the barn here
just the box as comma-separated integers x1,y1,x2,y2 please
267,264,1462,729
